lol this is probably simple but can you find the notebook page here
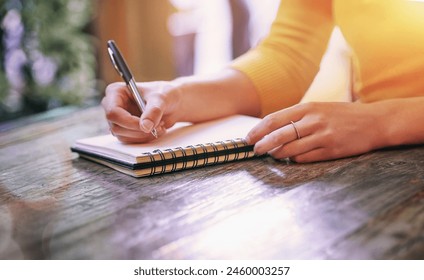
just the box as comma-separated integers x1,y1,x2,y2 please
73,115,260,161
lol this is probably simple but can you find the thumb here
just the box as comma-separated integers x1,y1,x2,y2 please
139,104,164,133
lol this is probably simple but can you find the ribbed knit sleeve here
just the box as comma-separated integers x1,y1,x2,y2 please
231,0,334,116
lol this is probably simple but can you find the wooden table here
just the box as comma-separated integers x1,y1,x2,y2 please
0,106,423,260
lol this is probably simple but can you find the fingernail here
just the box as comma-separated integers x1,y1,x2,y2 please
141,119,154,132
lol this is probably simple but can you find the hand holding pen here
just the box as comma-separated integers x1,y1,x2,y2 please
107,40,158,138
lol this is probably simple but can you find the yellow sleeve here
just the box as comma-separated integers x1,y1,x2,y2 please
231,0,334,116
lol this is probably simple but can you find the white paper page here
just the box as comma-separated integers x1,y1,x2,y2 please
73,115,260,161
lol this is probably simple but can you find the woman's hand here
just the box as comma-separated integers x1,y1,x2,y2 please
246,102,386,163
101,81,181,143
101,69,261,143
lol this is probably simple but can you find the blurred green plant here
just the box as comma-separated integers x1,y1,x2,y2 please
0,0,97,122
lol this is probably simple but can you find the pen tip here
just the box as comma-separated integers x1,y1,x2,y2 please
151,129,158,139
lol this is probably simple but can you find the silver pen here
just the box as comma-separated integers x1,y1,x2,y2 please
107,40,158,138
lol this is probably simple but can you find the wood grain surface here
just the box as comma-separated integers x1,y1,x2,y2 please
0,107,423,259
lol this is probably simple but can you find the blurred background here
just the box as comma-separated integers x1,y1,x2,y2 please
0,0,281,123
0,0,350,124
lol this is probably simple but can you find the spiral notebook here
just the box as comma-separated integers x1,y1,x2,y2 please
71,115,261,177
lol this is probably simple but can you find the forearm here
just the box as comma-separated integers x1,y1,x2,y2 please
171,68,261,123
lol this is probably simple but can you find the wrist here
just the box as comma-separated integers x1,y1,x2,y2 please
368,99,416,148
354,101,392,151
167,77,191,122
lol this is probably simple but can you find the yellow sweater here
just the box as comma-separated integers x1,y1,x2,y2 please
232,0,424,116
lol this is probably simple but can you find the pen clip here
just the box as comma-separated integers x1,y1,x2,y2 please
107,40,133,83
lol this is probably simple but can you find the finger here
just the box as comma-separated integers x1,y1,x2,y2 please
253,118,312,155
253,125,295,155
268,134,321,159
116,135,150,144
246,107,305,145
103,82,127,108
110,122,151,139
104,82,127,98
290,148,332,163
105,106,141,130
139,104,164,133
113,126,167,143
102,84,142,130
138,87,166,133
